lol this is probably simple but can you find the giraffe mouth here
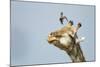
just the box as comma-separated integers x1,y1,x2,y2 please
47,34,58,44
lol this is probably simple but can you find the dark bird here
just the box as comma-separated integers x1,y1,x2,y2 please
59,12,68,24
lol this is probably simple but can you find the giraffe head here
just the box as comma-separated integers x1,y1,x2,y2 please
47,31,75,50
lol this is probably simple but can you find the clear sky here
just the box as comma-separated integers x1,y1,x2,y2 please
11,1,95,66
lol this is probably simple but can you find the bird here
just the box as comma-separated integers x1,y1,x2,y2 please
59,12,68,24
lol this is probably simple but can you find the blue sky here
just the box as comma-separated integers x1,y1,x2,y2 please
11,1,95,66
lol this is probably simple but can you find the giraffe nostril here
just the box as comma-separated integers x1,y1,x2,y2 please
50,32,54,36
50,33,52,35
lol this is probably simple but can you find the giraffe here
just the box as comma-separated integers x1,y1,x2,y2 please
47,23,86,62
